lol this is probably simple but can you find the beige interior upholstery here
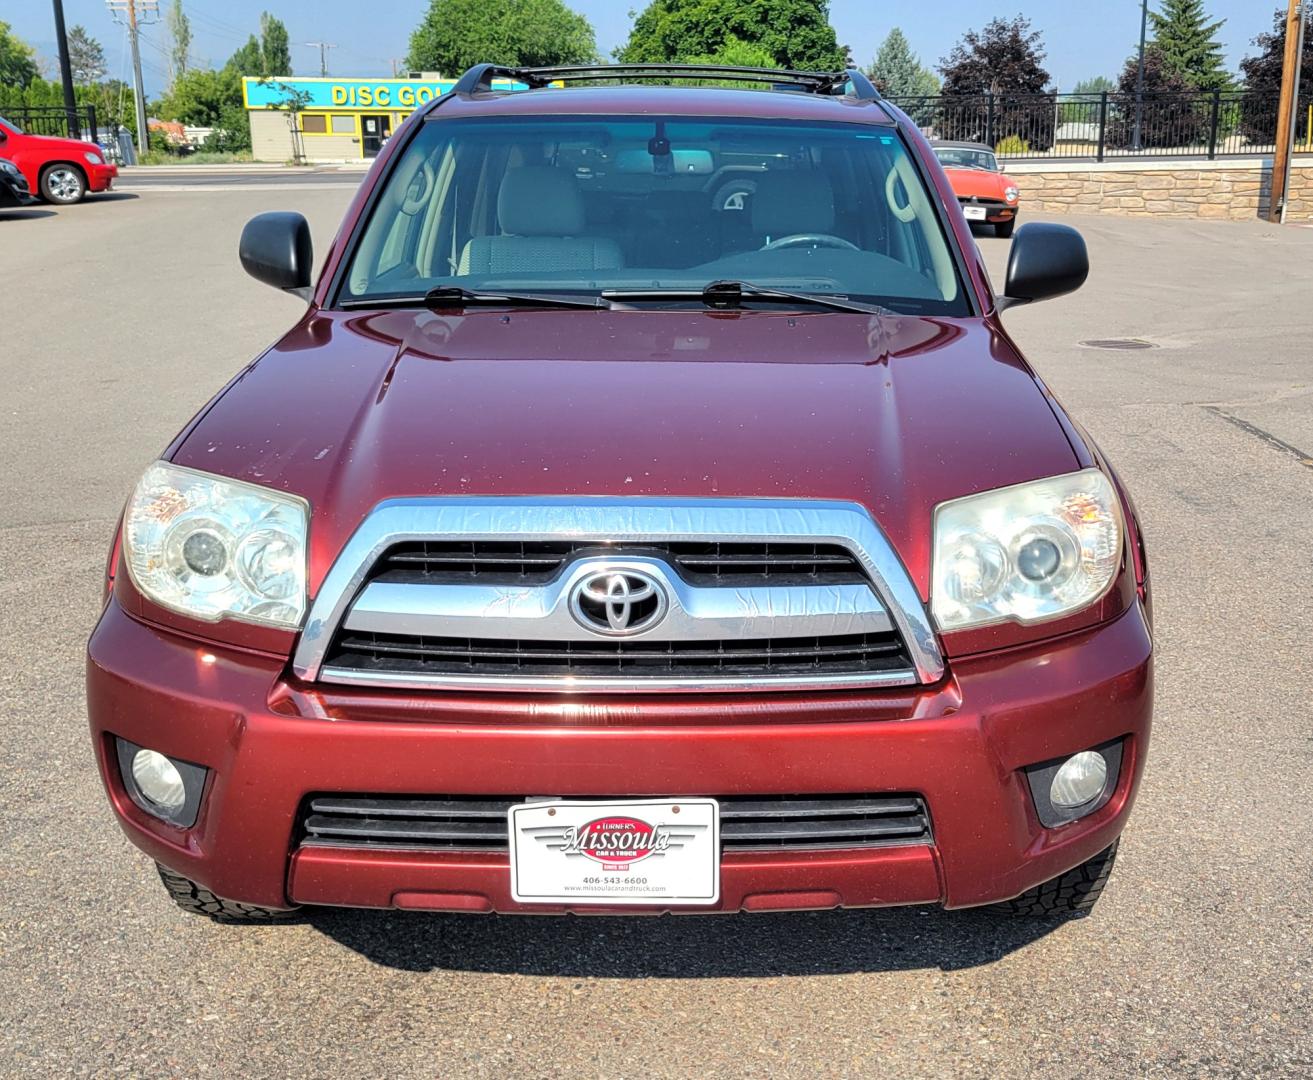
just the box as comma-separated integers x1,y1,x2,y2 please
458,166,624,275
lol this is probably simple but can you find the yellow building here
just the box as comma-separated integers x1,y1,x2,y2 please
241,75,520,162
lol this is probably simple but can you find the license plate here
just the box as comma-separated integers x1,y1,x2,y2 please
508,798,720,905
963,206,988,221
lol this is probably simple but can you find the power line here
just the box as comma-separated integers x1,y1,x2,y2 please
301,41,337,77
184,6,255,41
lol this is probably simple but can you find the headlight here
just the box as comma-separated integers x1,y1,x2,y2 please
83,150,103,165
1004,186,1019,203
124,462,309,628
931,469,1122,631
0,160,19,178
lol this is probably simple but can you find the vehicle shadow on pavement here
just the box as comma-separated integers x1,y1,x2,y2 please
307,905,1071,975
89,192,140,203
1,209,57,220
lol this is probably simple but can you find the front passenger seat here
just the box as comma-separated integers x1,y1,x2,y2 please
458,166,624,275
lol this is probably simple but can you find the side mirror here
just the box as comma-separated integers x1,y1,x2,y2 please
239,211,312,299
998,222,1088,310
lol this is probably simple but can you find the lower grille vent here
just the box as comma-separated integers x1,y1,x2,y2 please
300,793,932,852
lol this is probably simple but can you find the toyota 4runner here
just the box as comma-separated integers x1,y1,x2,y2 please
88,64,1152,921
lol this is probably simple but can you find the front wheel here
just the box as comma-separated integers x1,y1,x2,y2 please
155,863,302,922
993,216,1017,239
985,840,1119,916
40,164,87,204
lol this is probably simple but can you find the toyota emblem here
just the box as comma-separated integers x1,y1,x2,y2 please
569,568,667,636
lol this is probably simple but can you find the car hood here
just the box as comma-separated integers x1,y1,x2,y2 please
942,167,1015,199
22,133,97,157
174,309,1077,595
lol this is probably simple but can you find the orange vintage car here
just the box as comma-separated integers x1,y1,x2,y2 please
931,140,1020,238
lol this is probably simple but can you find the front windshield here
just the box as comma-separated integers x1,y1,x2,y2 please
0,116,20,135
342,115,966,315
934,147,998,172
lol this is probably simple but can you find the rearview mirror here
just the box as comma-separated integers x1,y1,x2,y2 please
239,211,312,299
998,222,1088,310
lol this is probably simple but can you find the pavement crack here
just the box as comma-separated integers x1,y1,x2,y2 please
1201,406,1313,469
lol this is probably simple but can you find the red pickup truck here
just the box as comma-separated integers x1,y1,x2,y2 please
0,115,117,203
88,64,1151,923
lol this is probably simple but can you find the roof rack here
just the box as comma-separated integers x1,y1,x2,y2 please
450,63,881,100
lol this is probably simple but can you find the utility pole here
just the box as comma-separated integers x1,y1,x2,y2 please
107,0,160,157
1270,0,1306,223
302,42,336,78
1133,0,1149,151
51,0,81,139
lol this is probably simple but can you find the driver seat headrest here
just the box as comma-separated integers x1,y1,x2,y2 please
751,171,836,237
498,166,585,236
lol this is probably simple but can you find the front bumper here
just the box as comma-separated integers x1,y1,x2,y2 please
88,597,1152,913
958,198,1017,223
0,179,36,207
87,162,117,192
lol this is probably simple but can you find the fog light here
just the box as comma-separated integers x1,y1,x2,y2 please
115,737,207,827
131,749,186,810
1050,751,1108,808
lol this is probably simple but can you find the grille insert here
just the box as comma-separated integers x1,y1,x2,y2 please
374,540,866,586
326,630,911,679
300,793,932,852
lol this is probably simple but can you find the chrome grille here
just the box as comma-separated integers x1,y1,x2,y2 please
374,540,866,586
300,794,932,852
293,499,946,692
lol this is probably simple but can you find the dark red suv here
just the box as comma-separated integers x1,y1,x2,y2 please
88,65,1151,922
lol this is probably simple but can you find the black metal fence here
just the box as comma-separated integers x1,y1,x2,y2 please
4,104,99,142
885,90,1313,162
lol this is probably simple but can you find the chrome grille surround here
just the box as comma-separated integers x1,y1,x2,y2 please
293,498,944,692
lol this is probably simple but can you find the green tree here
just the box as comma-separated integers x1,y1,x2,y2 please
225,14,291,78
259,13,292,77
681,33,776,85
0,75,139,135
406,0,597,75
1061,74,1114,123
67,26,107,85
0,20,40,89
154,67,251,149
1148,0,1231,91
866,28,939,97
617,0,845,71
167,1,192,82
227,36,264,76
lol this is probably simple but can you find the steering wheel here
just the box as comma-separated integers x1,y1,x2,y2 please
762,233,860,252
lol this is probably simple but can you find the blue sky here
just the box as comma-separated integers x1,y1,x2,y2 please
12,1,1278,96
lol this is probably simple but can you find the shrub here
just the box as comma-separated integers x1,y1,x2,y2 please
994,134,1031,155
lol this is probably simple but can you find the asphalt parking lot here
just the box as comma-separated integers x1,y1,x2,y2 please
2,179,1311,1078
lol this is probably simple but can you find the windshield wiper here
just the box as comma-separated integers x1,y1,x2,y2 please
339,287,610,311
603,280,890,315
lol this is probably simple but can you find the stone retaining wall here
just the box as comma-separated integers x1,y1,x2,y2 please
1008,159,1313,222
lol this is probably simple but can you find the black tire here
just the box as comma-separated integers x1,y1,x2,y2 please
40,163,87,204
985,840,1119,916
155,863,302,922
993,217,1017,239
